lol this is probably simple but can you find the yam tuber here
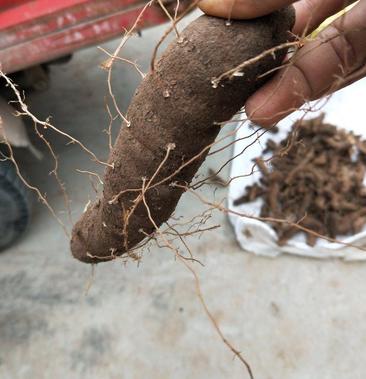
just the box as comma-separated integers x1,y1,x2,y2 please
71,8,295,263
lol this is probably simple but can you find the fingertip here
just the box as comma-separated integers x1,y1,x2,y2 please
199,0,297,20
197,0,212,15
198,0,253,19
245,89,283,127
246,62,312,128
197,0,215,15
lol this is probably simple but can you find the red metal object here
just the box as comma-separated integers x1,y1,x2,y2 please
0,0,188,74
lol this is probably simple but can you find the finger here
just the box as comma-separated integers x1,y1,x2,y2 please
198,0,298,19
338,62,366,89
293,0,358,35
245,0,366,127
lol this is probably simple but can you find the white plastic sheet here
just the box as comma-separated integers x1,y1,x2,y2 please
228,79,366,260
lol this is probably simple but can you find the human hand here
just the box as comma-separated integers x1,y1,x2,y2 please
199,0,366,126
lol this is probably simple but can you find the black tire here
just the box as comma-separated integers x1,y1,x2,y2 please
0,160,31,251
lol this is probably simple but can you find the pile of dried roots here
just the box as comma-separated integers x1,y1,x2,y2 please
235,115,366,246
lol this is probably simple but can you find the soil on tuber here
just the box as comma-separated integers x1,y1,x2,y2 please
71,8,295,263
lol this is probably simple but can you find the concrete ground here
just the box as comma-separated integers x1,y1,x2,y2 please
1,12,366,379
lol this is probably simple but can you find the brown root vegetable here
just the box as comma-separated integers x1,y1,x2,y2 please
71,8,295,263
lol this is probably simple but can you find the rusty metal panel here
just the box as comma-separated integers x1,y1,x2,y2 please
0,1,155,49
0,0,193,74
0,0,137,29
0,0,27,12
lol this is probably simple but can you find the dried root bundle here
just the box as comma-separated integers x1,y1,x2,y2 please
235,115,366,246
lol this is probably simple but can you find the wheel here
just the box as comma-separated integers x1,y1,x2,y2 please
0,160,31,251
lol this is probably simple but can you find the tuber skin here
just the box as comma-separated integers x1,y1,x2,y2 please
71,8,295,263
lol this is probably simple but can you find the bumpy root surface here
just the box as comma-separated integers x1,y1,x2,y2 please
71,8,295,263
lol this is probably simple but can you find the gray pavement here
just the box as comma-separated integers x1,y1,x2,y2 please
1,12,366,379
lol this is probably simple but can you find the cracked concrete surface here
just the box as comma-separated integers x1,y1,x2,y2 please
1,11,366,379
